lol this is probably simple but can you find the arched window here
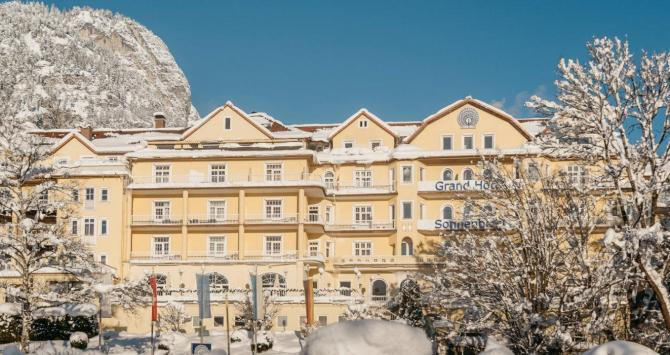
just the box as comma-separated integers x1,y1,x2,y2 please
400,237,413,256
324,171,334,189
463,204,473,218
442,206,453,219
482,168,493,181
261,272,286,289
462,168,474,181
371,280,388,301
155,274,167,295
208,272,229,291
442,169,453,181
483,204,494,214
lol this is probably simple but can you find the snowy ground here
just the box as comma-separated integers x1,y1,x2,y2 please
0,330,303,355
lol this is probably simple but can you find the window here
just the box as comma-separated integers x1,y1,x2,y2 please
354,205,372,224
155,274,167,293
261,272,286,288
442,135,453,150
462,168,474,181
153,237,170,256
72,189,79,202
442,169,453,181
264,200,282,219
567,165,587,185
527,162,541,181
370,140,381,150
326,241,334,257
38,190,48,202
214,316,225,327
265,163,282,181
308,206,319,222
318,316,328,326
277,316,288,328
70,220,79,235
84,218,95,236
208,272,229,290
389,204,395,221
402,166,412,183
359,119,368,128
371,280,388,301
208,201,227,220
463,204,474,219
463,135,474,150
442,206,453,219
154,165,170,183
325,206,333,224
339,281,351,288
100,219,108,236
482,168,493,181
224,117,231,130
354,170,372,188
402,202,412,219
100,188,109,202
353,241,372,256
264,236,282,255
343,141,354,149
209,236,226,256
154,201,171,221
100,255,107,265
84,188,94,209
483,134,494,149
308,240,320,257
210,164,226,183
419,167,424,181
401,238,413,256
324,171,335,189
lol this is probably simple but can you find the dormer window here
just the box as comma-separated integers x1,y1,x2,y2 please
344,141,354,149
359,120,368,128
483,134,494,149
370,140,381,150
224,117,231,130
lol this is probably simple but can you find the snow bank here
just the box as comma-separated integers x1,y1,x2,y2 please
1,345,22,355
301,319,431,355
583,341,658,355
0,303,20,316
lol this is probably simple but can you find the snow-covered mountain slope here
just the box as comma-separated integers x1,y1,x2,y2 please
0,1,199,128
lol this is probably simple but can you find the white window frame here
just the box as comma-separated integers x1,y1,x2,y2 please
99,219,108,236
152,236,170,256
153,164,171,183
401,166,413,184
264,199,283,219
153,200,171,221
353,205,373,224
70,219,79,236
325,206,333,224
369,140,382,150
208,200,227,220
324,171,335,189
358,119,368,128
83,217,95,237
308,240,320,257
343,140,354,149
100,187,109,202
354,169,373,188
99,254,107,265
462,135,474,150
265,162,283,182
209,164,227,183
308,205,320,222
84,187,95,209
264,235,283,255
441,135,453,151
352,240,372,256
208,236,227,256
401,201,413,220
224,117,232,130
483,133,495,149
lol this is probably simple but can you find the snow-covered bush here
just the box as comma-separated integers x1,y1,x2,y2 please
0,305,98,344
159,301,190,332
68,331,87,350
301,319,432,355
230,329,248,343
584,341,658,355
250,330,274,353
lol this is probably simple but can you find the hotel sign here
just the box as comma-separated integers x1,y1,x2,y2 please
418,218,502,231
418,180,498,192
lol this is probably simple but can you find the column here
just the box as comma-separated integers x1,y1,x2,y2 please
181,190,188,260
238,190,245,259
297,188,306,257
122,187,133,278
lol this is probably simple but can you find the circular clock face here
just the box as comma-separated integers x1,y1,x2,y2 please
458,107,479,128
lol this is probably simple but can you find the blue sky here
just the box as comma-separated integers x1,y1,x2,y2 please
44,1,670,124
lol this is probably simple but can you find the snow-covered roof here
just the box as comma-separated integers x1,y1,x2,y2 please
126,148,316,160
327,109,398,140
518,119,548,137
181,101,274,140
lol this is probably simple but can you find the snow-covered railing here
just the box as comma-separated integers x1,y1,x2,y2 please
129,173,324,187
245,213,298,224
303,251,326,261
327,184,396,195
129,251,181,261
244,250,298,261
325,220,395,231
370,295,389,303
304,214,326,224
154,287,362,303
187,214,239,225
186,251,239,261
131,215,182,225
333,255,440,265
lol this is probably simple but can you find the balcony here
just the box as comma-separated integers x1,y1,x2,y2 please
187,214,239,225
244,250,298,261
327,184,396,196
129,251,181,263
245,213,298,225
156,287,362,304
129,173,325,189
186,251,239,261
332,255,440,265
418,180,498,193
325,220,395,232
303,251,326,262
131,215,182,226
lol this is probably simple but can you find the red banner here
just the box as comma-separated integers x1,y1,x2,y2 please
149,275,158,322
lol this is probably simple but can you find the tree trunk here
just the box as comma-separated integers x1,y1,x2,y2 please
640,259,670,331
20,304,30,353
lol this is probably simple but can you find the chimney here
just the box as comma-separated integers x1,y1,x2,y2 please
79,126,93,140
153,112,166,129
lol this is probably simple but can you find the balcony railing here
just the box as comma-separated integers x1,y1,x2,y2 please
131,216,182,225
187,214,239,225
325,220,395,231
333,255,441,265
245,214,298,224
327,184,396,195
370,295,389,303
245,250,298,261
155,287,362,303
303,251,326,261
129,251,181,261
130,173,324,188
187,251,239,261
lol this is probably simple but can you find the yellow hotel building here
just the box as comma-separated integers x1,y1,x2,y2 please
31,97,554,333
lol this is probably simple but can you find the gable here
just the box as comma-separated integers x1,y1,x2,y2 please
51,134,97,160
182,103,273,142
406,100,532,150
330,111,396,149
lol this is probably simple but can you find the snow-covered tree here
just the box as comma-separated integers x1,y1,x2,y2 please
236,291,278,331
527,37,670,345
424,161,624,353
387,278,425,328
158,301,190,333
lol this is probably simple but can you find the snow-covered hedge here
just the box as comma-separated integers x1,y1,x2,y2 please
0,305,98,344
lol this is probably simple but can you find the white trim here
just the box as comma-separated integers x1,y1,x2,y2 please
208,163,227,183
482,133,495,149
153,164,172,183
83,217,96,237
352,240,373,256
207,200,227,220
441,134,453,150
327,109,398,140
462,134,474,150
263,235,283,255
401,165,413,184
400,200,413,220
208,235,227,256
264,162,284,181
152,235,171,256
99,219,109,236
263,198,283,219
353,169,373,188
152,200,172,220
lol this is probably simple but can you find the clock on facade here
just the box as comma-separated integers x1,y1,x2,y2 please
457,107,479,128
